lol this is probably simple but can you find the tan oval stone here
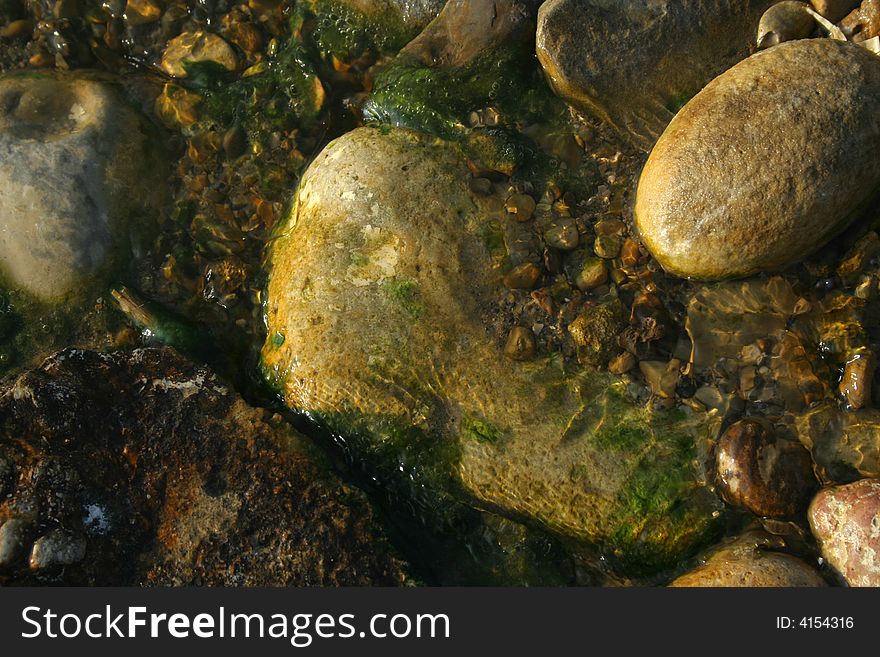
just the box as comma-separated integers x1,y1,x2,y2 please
635,39,880,281
161,31,238,78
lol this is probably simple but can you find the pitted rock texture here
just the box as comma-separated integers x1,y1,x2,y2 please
0,347,408,586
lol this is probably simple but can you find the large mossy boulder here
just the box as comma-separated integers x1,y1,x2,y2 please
536,0,777,149
0,71,168,302
634,39,880,280
262,126,727,575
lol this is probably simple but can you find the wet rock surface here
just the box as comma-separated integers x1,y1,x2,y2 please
715,419,817,518
0,347,408,585
809,478,880,586
262,126,727,576
536,0,776,149
0,71,167,301
670,533,826,587
635,39,880,281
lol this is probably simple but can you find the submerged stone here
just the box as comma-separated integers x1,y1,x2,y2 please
536,0,776,149
0,72,168,301
635,39,880,280
262,126,727,576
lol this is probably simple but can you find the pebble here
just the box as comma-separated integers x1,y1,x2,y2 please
572,256,607,291
544,217,579,250
469,177,493,196
715,419,817,518
0,519,30,567
640,359,681,403
839,350,874,409
161,31,239,78
758,1,816,49
504,327,536,361
637,39,880,280
503,262,542,290
29,528,86,569
809,478,880,586
223,125,248,159
594,234,621,259
125,0,163,26
505,193,536,222
608,351,636,374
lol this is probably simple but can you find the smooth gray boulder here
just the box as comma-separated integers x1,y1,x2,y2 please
0,72,167,301
635,39,880,280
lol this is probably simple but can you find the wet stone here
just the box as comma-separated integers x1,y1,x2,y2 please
571,255,607,292
161,31,239,78
594,234,621,260
608,351,636,375
635,39,880,280
504,326,536,361
503,262,542,290
29,529,86,569
506,193,536,222
569,300,626,369
839,350,874,410
758,1,816,49
0,348,408,585
812,0,861,22
809,478,880,586
544,217,579,250
715,419,818,518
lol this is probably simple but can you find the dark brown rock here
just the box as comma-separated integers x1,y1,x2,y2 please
715,419,818,518
536,0,776,149
0,348,408,586
813,0,861,22
635,39,880,280
809,478,880,586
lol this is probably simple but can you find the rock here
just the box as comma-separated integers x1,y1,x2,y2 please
401,0,537,68
262,127,727,576
0,347,408,585
29,529,86,569
841,1,880,41
636,39,880,281
809,478,880,586
160,31,238,78
504,326,536,361
670,534,826,586
0,71,168,301
715,419,818,518
758,1,817,49
839,350,874,409
544,217,579,250
506,193,536,222
503,262,542,290
536,0,777,149
812,0,861,22
571,255,607,291
796,404,880,482
568,299,626,369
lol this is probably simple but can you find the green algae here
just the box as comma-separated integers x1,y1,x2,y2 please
380,277,423,320
462,415,506,444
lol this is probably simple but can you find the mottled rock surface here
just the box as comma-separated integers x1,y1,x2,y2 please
809,478,880,586
635,39,880,280
715,419,817,518
0,71,167,300
536,0,776,149
0,347,408,585
671,535,826,586
262,126,727,575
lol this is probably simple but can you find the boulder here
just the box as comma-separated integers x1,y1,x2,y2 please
634,39,880,280
809,478,880,586
0,72,167,301
536,0,777,149
0,347,408,585
262,126,727,575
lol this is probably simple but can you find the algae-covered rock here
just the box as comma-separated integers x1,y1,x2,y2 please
635,39,880,280
536,0,776,149
0,347,408,586
796,404,880,482
0,71,167,301
262,126,726,575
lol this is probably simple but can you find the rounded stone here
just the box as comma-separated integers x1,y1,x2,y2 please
29,528,87,569
671,543,825,586
809,478,880,586
635,39,880,280
715,419,817,518
0,72,168,301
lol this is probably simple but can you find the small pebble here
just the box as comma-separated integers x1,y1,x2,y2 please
0,519,30,567
594,234,621,259
29,528,87,569
839,350,874,409
620,238,641,267
223,125,248,159
470,177,493,196
608,351,636,374
505,193,536,222
503,262,542,290
573,256,607,291
504,326,536,361
544,217,579,250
